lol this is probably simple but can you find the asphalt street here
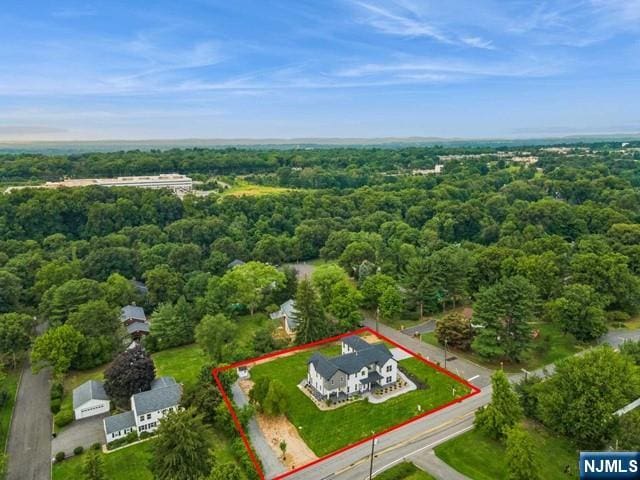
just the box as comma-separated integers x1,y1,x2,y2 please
6,360,52,480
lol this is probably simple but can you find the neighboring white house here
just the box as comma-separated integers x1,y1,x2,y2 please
103,376,182,443
270,299,298,336
307,336,398,400
73,380,110,420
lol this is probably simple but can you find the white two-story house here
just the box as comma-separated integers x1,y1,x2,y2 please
307,335,397,400
103,376,181,443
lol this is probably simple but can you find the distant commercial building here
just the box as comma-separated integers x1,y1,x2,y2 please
5,174,193,195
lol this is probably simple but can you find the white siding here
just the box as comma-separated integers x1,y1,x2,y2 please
74,399,110,420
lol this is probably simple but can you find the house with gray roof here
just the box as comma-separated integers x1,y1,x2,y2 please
270,299,298,336
73,380,110,420
121,304,150,340
307,336,397,400
103,376,181,443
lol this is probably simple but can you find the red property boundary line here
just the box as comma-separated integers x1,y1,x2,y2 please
212,326,481,480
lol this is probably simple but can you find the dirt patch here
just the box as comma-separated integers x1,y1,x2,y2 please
360,332,380,344
255,413,318,470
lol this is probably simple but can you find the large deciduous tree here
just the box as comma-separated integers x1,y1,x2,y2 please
195,313,238,363
545,284,607,341
221,261,285,315
435,313,474,351
31,324,84,374
0,312,34,367
150,409,212,480
471,276,537,362
104,345,155,408
537,346,640,449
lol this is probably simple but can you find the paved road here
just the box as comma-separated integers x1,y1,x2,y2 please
365,319,492,389
6,360,52,480
52,413,108,456
402,320,436,337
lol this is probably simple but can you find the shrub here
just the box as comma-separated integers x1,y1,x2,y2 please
50,380,64,400
91,442,101,451
50,398,61,414
73,446,84,455
139,431,153,439
0,390,8,408
54,452,65,463
106,438,127,450
54,409,74,428
125,431,139,443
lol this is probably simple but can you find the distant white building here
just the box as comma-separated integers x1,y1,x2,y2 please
270,299,298,336
103,377,182,443
73,380,110,420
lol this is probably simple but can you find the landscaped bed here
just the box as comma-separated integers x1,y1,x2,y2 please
244,336,472,457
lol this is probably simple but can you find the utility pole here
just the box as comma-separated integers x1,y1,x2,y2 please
369,435,377,480
444,338,448,369
375,306,380,333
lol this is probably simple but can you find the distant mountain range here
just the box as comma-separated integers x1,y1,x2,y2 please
1,133,639,154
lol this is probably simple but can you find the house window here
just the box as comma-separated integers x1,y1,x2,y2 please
331,379,334,385
346,386,349,393
386,376,392,383
139,415,144,422
146,413,152,420
386,365,392,372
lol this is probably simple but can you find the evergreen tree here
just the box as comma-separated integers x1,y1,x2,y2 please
82,450,106,480
472,276,537,362
294,279,327,344
262,379,288,416
475,370,523,439
505,426,540,480
150,409,212,480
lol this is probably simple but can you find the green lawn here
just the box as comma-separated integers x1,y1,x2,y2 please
53,428,238,480
53,441,153,480
435,424,579,480
249,341,471,456
153,343,209,390
422,322,583,372
0,368,20,450
377,462,436,480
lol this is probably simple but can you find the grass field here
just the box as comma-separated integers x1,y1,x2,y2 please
422,321,583,372
0,368,20,450
434,424,578,480
248,341,471,456
222,180,293,197
377,462,436,480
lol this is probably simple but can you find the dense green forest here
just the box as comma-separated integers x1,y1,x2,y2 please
1,143,640,478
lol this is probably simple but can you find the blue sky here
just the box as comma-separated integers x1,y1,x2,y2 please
1,0,639,140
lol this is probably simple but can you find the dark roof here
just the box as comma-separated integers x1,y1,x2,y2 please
73,380,109,409
133,381,181,416
127,322,150,334
308,352,339,379
342,335,371,351
121,305,146,322
359,371,382,384
150,376,177,390
309,341,394,380
104,411,136,434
